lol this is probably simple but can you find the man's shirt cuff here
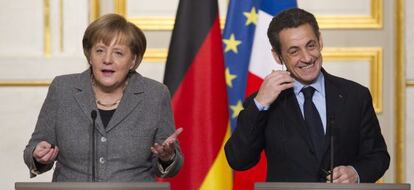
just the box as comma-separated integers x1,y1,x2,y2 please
254,98,269,111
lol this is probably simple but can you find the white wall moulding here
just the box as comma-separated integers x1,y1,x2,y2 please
59,0,64,52
89,0,100,22
0,49,166,87
39,0,89,57
114,0,126,15
406,88,414,184
124,0,228,18
395,0,405,183
95,0,382,31
322,48,383,113
0,81,50,87
0,87,54,190
127,17,226,31
0,57,87,87
128,17,175,31
89,0,226,30
0,1,44,57
299,0,383,29
143,49,168,63
44,0,51,57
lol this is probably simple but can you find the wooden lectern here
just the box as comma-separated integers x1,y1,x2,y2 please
15,182,170,190
255,182,411,190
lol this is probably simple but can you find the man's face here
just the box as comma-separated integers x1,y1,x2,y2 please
274,23,323,85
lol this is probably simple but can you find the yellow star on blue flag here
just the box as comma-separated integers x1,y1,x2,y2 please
223,34,242,53
225,68,237,87
243,7,258,26
230,100,243,118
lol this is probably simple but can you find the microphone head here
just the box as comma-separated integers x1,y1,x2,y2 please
91,110,97,119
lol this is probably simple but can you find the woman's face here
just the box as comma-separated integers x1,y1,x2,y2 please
89,37,136,92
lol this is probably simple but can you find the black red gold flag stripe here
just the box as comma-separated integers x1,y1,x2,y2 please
163,0,230,189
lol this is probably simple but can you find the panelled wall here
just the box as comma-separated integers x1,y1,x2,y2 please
405,0,414,185
0,0,409,189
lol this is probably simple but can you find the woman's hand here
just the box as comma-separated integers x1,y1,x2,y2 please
33,141,59,165
151,128,183,162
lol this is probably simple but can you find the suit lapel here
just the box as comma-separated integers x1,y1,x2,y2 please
105,73,145,132
321,71,345,163
73,70,106,135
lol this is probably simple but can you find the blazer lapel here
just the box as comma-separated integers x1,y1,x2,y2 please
105,73,145,132
73,70,106,135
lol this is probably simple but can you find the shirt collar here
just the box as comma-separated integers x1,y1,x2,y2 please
293,72,325,97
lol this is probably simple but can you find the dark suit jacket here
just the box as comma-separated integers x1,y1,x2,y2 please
24,69,183,181
224,69,389,182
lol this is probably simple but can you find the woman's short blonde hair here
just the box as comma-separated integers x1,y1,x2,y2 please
82,13,146,70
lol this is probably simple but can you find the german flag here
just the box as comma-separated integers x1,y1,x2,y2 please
163,0,232,189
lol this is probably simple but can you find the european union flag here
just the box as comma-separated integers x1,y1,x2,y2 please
223,0,261,131
223,0,297,131
223,1,297,189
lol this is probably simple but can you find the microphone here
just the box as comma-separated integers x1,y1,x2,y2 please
91,110,97,119
90,110,97,182
328,116,335,183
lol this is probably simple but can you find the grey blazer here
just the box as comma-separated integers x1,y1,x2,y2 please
24,69,183,182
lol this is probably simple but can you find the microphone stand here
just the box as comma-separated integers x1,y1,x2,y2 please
90,110,97,182
329,116,335,183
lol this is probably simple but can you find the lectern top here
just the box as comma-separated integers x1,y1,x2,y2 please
15,182,170,190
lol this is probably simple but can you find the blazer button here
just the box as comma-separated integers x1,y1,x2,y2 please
101,137,107,142
99,157,105,164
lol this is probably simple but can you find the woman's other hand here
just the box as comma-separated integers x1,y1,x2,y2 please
151,128,183,162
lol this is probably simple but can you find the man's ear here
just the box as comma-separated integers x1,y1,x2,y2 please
318,35,323,51
271,49,283,65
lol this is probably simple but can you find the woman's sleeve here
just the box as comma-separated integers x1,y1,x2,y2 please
23,77,60,178
153,84,183,178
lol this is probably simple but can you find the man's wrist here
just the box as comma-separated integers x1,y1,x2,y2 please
254,98,269,111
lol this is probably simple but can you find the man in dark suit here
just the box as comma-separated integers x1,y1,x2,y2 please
224,8,389,183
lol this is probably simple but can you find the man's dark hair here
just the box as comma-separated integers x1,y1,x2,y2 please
267,8,320,55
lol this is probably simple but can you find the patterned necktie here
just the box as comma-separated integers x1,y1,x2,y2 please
302,86,325,159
